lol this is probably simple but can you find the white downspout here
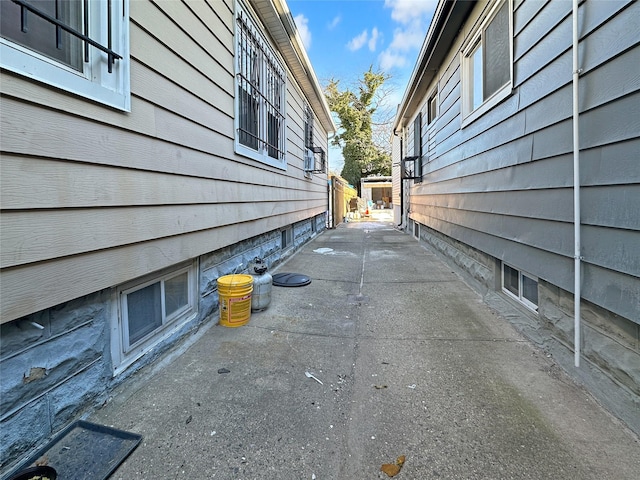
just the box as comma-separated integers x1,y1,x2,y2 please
573,0,582,367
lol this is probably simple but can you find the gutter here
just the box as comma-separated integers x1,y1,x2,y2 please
267,0,336,135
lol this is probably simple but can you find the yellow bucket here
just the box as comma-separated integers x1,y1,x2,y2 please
217,274,253,327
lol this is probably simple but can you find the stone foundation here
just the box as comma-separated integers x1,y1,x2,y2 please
411,221,640,436
0,216,324,471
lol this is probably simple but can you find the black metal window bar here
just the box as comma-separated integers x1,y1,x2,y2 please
307,146,326,174
401,156,422,180
304,106,314,150
236,10,286,160
12,0,122,73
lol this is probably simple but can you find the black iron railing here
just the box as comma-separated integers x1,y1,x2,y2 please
12,0,122,73
401,156,422,180
308,146,326,174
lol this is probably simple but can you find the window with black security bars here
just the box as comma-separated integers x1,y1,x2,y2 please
1,0,122,73
236,7,286,162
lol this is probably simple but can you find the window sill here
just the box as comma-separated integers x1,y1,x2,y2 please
461,83,512,128
235,142,287,170
1,41,130,112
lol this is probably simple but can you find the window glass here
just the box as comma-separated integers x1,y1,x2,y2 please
127,282,162,345
1,0,83,71
413,113,421,157
503,264,519,297
484,1,510,99
463,0,511,121
471,42,483,110
235,3,286,167
304,106,314,150
238,41,260,150
281,228,292,249
428,94,437,124
0,0,129,110
522,274,539,306
165,272,189,318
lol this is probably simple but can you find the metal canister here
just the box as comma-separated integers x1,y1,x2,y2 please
249,257,272,311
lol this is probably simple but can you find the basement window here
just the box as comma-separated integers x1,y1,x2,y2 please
112,261,197,375
281,227,293,250
502,263,538,312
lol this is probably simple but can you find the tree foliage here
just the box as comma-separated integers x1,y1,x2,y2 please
325,68,392,191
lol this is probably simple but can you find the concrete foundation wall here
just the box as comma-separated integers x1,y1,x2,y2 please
0,216,324,471
411,222,640,435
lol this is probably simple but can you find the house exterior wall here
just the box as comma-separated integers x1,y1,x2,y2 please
1,0,331,323
361,177,392,208
391,134,402,225
0,0,333,469
393,0,639,433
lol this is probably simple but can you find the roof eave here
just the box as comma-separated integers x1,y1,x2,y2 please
251,0,336,134
392,0,474,132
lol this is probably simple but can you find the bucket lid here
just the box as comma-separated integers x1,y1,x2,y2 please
272,273,311,287
217,274,254,287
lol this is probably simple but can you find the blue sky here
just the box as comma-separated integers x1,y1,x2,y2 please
287,0,438,173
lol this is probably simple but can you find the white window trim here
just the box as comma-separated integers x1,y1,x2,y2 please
461,0,512,127
502,262,538,313
0,0,130,111
304,103,314,178
234,0,287,170
111,260,198,376
427,88,438,126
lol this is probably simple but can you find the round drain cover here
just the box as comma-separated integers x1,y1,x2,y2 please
272,273,311,287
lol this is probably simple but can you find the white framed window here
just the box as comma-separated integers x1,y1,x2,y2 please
234,1,286,169
461,0,512,125
427,90,438,125
111,261,198,375
303,104,314,175
0,0,130,111
502,262,538,312
412,112,422,182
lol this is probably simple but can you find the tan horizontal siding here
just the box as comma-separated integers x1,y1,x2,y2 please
0,156,325,210
0,205,326,321
0,0,330,322
1,197,327,268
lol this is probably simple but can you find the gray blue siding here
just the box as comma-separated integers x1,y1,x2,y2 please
410,0,639,323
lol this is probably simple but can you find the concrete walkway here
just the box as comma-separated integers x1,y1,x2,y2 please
91,214,639,479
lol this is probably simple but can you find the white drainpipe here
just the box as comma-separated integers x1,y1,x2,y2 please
573,0,582,367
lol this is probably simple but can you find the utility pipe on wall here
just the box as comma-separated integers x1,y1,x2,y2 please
573,0,582,368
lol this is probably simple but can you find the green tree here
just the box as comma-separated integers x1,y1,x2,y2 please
325,68,392,192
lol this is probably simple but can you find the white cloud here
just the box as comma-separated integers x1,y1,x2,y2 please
378,0,437,73
368,27,381,52
384,0,438,24
388,23,425,52
348,28,381,53
347,30,369,51
328,15,341,30
379,50,408,71
294,14,311,51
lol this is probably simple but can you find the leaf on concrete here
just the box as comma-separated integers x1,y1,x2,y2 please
381,463,401,477
381,455,406,477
